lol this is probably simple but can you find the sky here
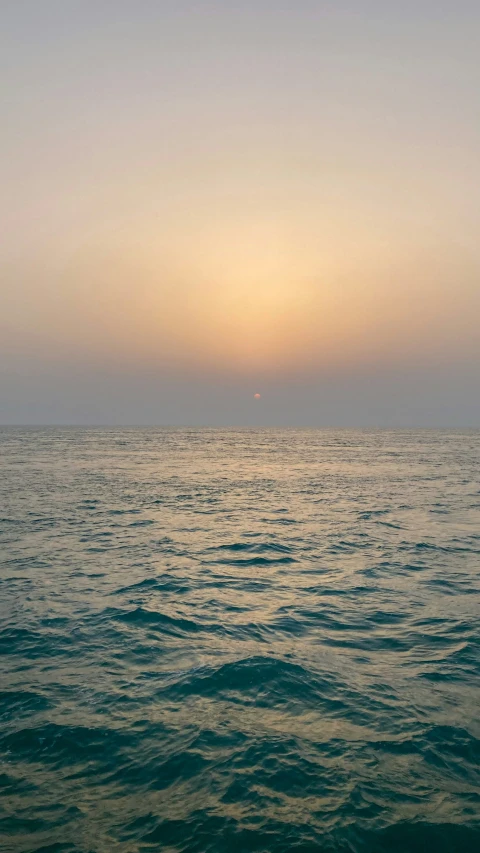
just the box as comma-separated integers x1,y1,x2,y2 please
1,0,479,426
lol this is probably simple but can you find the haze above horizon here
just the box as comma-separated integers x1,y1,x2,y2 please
1,1,479,426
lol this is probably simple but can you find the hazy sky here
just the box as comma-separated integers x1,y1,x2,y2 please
1,1,479,425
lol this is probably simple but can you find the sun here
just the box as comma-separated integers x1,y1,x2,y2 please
254,393,261,400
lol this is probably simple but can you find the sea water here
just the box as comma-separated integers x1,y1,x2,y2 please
0,428,479,852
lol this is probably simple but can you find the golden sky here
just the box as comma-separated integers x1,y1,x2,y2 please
1,2,479,423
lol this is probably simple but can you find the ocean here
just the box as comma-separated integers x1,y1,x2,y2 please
0,427,479,853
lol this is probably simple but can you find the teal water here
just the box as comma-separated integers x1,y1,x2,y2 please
1,428,479,853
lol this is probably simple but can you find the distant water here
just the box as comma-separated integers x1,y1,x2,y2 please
1,428,479,853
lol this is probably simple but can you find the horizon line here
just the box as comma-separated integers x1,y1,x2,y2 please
1,424,479,431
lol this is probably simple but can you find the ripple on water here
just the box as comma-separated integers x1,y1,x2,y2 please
0,427,479,852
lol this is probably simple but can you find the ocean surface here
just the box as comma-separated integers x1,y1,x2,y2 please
1,428,479,853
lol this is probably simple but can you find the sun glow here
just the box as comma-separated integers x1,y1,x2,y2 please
36,206,479,383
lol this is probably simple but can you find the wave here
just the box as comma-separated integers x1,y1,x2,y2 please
2,427,479,852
